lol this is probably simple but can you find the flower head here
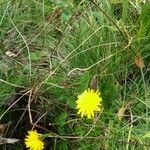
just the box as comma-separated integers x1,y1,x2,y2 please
76,89,102,119
25,130,44,150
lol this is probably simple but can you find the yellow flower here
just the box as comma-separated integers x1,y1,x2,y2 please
25,130,44,150
76,89,102,119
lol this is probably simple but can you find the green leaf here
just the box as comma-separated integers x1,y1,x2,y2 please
143,131,150,138
57,141,68,150
68,98,76,109
30,51,42,61
55,112,68,126
0,61,9,76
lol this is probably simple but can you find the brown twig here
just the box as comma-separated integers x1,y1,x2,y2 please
47,134,150,147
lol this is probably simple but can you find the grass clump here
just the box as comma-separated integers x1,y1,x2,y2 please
0,0,150,149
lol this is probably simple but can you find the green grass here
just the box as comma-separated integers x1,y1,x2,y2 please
0,0,150,149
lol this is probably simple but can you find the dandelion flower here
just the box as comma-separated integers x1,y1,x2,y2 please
25,130,44,150
76,89,102,119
